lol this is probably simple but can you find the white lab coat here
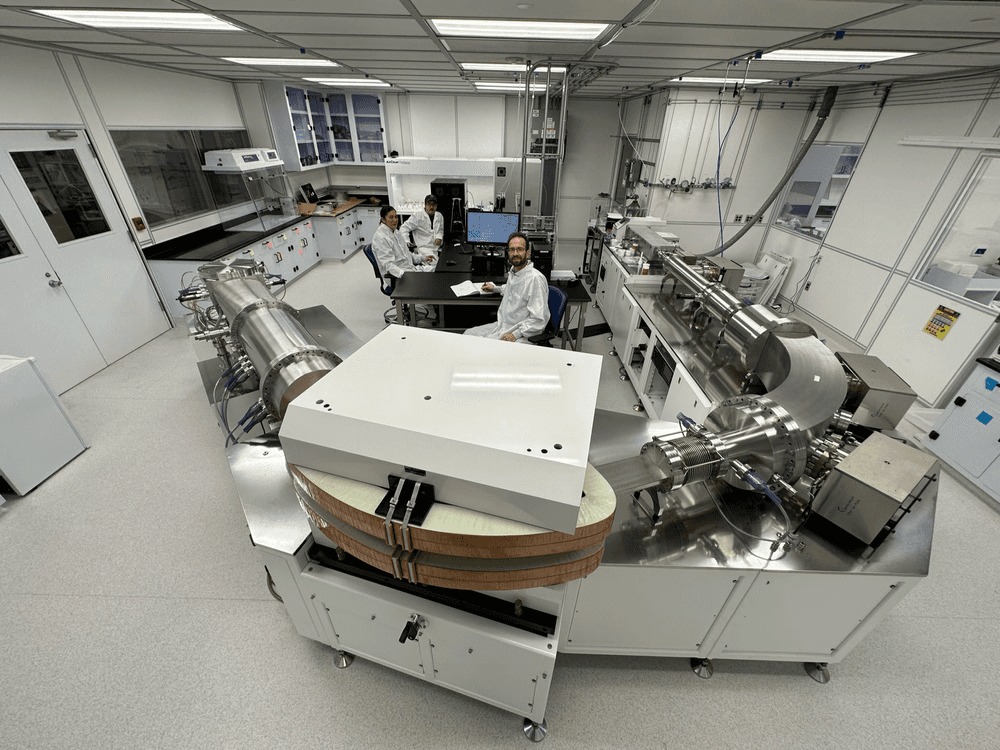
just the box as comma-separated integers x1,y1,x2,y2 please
400,209,444,261
464,261,550,342
371,222,432,279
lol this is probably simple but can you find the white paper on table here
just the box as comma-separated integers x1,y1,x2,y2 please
451,280,490,297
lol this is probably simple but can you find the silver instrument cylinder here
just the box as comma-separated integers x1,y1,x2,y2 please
200,261,340,419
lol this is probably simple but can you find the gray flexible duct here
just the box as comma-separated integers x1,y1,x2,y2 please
700,86,839,257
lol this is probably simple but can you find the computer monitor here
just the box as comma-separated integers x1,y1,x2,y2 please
466,210,520,246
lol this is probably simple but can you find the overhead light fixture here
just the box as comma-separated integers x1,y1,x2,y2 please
430,19,608,40
474,82,550,92
225,58,339,67
761,49,916,63
672,77,772,84
30,10,241,30
460,62,566,73
304,77,391,88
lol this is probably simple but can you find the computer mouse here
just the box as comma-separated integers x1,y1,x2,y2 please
446,260,456,266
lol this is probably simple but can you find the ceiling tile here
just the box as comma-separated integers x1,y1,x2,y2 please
299,36,439,51
115,31,269,45
645,1,898,28
330,51,450,62
5,27,135,43
58,42,187,55
617,23,810,47
851,4,1000,33
229,14,421,36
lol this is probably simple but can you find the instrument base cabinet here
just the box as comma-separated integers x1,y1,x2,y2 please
561,566,920,664
289,558,559,723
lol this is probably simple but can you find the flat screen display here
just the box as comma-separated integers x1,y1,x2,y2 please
467,210,520,245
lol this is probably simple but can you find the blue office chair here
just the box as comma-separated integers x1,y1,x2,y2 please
528,285,568,347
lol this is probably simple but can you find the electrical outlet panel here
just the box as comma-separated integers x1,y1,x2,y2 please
972,246,989,257
734,214,743,222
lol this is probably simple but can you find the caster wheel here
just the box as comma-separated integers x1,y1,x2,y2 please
522,717,547,742
690,657,713,679
334,651,355,669
620,374,629,381
805,662,830,684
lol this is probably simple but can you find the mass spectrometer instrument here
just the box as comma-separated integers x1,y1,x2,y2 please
177,255,937,742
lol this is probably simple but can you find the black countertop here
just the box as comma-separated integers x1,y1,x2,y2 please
143,212,308,263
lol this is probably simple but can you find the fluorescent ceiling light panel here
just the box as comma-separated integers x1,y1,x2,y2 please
460,63,566,73
225,58,339,67
672,77,772,84
31,10,240,30
304,78,391,87
761,50,916,63
474,82,550,92
431,19,608,40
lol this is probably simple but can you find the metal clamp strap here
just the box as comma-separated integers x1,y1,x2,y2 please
399,481,422,551
390,547,404,580
384,480,406,546
405,550,420,584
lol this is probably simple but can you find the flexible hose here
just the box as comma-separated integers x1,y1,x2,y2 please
699,86,838,257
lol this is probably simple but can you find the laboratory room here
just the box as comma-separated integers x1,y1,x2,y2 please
3,1,1000,747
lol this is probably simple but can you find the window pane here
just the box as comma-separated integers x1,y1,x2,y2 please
111,130,212,227
12,150,111,243
923,156,1000,306
0,217,23,259
774,143,861,241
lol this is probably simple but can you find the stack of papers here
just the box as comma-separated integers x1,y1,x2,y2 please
550,270,577,282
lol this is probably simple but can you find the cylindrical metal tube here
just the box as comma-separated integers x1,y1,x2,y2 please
201,265,340,419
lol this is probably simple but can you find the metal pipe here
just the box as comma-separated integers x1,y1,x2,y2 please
200,261,340,419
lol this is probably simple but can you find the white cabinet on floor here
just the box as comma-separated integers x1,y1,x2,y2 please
0,356,87,495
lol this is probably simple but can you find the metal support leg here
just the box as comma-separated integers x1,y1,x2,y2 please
805,662,830,684
574,302,587,352
334,651,355,669
690,657,714,679
522,717,547,742
394,299,404,326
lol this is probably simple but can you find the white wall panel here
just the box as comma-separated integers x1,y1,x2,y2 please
456,95,503,157
823,99,982,268
726,107,806,227
0,42,80,126
803,104,879,145
79,57,242,128
234,82,274,150
409,95,456,157
560,99,619,239
858,272,906,346
968,84,1000,138
796,249,889,338
868,283,996,404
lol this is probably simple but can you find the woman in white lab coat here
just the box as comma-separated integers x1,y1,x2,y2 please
371,205,434,289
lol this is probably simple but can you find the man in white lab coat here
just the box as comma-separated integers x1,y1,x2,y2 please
464,232,549,343
371,205,434,290
400,194,444,262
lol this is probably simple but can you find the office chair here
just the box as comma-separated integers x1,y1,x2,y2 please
362,243,429,326
527,285,568,347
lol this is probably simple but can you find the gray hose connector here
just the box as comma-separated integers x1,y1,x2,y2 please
701,86,839,257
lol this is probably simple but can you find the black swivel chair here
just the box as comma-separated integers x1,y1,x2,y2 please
527,285,568,347
362,243,397,324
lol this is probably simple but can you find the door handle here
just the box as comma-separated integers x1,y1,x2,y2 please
48,279,63,287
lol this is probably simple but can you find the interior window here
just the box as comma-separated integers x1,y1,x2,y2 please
774,143,862,240
0,216,23,259
11,150,111,243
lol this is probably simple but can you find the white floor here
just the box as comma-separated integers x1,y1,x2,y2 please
2,252,999,750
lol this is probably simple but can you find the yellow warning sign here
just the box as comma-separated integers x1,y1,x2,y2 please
924,305,959,340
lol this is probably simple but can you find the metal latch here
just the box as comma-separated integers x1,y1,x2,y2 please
398,613,426,643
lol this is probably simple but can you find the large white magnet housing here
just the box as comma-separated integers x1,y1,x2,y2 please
279,326,603,533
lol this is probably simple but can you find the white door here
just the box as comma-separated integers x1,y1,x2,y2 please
0,129,168,371
0,180,107,393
